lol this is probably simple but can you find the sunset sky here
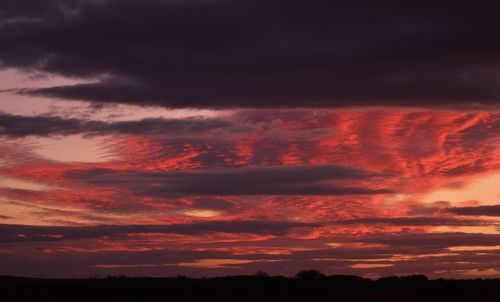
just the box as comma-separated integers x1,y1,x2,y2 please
0,0,499,278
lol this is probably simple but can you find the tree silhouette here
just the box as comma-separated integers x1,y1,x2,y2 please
294,269,325,280
254,271,269,277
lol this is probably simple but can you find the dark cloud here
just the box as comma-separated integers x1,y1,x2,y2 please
364,233,500,248
0,214,11,219
448,204,500,217
334,217,492,227
1,0,500,109
190,198,236,211
68,165,391,196
0,0,75,19
0,220,319,243
0,113,237,137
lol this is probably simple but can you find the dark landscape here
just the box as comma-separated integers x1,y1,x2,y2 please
1,272,499,302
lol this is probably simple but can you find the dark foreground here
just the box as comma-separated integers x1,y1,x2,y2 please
1,274,499,302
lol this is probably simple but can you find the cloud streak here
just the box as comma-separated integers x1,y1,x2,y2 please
0,113,237,137
334,217,494,227
68,165,391,196
448,204,500,217
0,220,319,243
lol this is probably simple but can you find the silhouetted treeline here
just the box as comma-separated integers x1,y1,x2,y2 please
1,271,499,302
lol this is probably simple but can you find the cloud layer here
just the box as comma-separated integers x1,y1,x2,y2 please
1,0,500,108
0,1,499,278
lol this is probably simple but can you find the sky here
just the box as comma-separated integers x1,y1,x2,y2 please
0,0,499,279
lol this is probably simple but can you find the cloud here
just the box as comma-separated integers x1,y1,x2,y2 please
190,198,236,211
1,228,499,278
0,220,319,243
0,214,11,219
334,217,492,227
448,204,500,217
364,233,500,248
1,0,499,109
0,113,238,137
68,165,391,196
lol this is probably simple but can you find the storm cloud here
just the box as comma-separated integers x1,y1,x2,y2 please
1,0,500,109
